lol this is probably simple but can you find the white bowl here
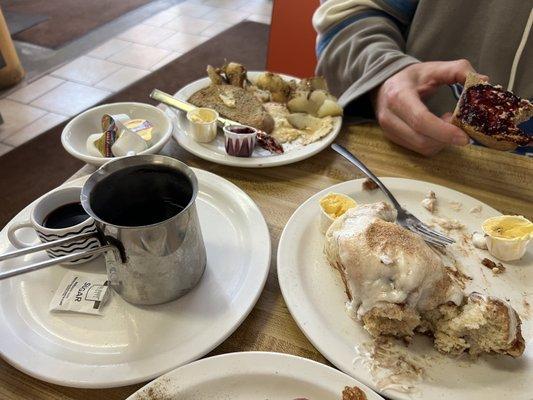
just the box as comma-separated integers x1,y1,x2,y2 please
61,102,173,166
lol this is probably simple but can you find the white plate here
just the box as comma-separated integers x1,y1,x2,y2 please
277,178,532,400
61,102,173,166
0,168,270,388
127,351,384,400
163,71,342,168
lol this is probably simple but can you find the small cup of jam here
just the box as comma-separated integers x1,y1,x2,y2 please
223,125,257,157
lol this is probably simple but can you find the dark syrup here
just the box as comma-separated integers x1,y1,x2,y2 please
43,202,89,229
89,165,193,227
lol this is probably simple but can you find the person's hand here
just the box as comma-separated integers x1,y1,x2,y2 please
371,60,487,156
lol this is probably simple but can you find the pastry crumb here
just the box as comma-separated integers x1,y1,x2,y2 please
342,386,367,400
449,201,462,211
471,232,488,249
421,191,437,213
431,217,465,230
362,178,379,191
481,258,505,274
469,205,483,214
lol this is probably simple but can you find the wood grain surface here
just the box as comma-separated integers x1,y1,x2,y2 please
1,122,531,399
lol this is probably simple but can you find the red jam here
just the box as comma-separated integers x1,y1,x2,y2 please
229,126,255,134
457,84,529,144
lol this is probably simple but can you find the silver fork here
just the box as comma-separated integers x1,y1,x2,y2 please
331,143,455,247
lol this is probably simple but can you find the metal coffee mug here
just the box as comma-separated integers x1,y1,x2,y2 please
0,155,207,306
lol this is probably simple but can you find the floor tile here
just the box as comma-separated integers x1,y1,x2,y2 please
144,10,178,27
95,66,150,91
118,24,175,46
241,1,272,17
202,8,250,24
157,32,207,52
150,52,181,71
199,21,233,37
3,113,67,147
108,43,171,69
162,15,214,35
0,143,13,156
7,76,64,104
203,0,248,10
51,56,122,85
246,13,271,24
30,82,111,116
88,39,132,59
166,3,215,18
0,99,47,140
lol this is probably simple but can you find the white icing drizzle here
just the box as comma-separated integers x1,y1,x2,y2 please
325,202,464,319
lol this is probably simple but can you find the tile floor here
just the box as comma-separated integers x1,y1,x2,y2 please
0,0,272,156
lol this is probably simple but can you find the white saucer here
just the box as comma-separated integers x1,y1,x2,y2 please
277,178,532,400
163,71,342,168
128,351,384,399
0,168,271,388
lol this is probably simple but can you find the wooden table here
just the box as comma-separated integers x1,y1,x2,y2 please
1,123,532,399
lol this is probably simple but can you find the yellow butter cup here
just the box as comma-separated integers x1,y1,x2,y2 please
319,192,357,234
482,215,533,261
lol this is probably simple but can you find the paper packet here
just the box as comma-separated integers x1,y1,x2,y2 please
49,271,110,315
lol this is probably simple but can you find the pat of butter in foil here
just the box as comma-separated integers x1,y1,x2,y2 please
124,119,154,143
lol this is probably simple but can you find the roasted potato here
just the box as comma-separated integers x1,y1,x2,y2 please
287,113,323,130
207,65,227,85
225,62,247,87
317,98,343,117
255,72,291,103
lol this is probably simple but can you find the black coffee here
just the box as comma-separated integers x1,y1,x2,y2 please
43,202,89,229
89,165,193,227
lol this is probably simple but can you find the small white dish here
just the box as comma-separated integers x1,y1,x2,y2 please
186,107,218,143
0,169,270,388
223,124,257,157
128,352,384,400
319,192,357,234
278,178,532,400
482,215,533,261
61,102,172,166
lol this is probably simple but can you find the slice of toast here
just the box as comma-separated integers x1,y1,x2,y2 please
188,84,274,133
451,73,533,151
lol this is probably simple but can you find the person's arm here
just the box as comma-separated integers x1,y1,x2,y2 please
314,0,474,155
314,0,419,108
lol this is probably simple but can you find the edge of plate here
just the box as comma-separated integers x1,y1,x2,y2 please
276,177,503,400
0,168,272,388
168,72,343,168
127,351,384,400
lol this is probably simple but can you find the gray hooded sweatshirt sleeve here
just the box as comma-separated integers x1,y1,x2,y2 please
314,0,420,113
314,0,533,119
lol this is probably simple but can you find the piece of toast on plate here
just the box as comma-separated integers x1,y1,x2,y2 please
451,72,533,151
188,85,275,133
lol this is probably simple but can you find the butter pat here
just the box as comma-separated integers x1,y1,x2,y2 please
482,215,533,261
187,108,218,143
319,192,357,234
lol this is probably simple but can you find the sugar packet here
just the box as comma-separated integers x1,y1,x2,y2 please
49,271,110,315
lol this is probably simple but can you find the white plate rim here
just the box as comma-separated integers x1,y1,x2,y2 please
127,351,385,399
0,168,271,388
165,71,342,168
277,177,531,400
